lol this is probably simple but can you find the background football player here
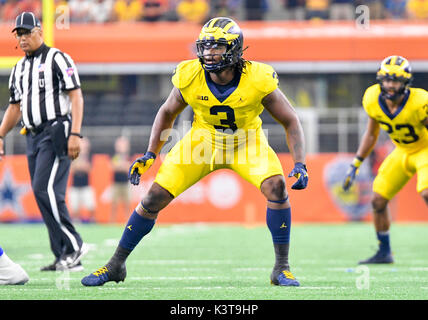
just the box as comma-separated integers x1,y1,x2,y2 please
0,245,29,285
343,55,428,264
82,17,308,287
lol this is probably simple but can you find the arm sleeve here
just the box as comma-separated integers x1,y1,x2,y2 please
8,65,21,104
171,61,186,89
361,88,372,116
53,51,81,91
251,63,279,97
263,65,280,96
417,93,428,123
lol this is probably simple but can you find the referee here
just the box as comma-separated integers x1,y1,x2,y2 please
0,12,88,271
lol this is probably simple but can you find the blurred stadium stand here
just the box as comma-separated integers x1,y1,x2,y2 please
1,1,424,24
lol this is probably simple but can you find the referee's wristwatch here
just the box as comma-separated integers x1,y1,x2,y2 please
70,132,83,138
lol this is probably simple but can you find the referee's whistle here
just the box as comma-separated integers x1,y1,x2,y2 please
20,127,27,135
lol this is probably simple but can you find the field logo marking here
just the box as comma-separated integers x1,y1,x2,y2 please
56,270,71,291
355,265,370,290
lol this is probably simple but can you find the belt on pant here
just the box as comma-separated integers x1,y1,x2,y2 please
25,116,70,136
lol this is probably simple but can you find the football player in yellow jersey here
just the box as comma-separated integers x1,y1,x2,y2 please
82,17,308,287
343,55,428,264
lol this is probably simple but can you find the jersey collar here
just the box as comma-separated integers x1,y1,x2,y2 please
204,70,241,103
26,43,48,59
378,89,410,120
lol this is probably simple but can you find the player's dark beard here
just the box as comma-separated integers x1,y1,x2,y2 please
381,85,406,102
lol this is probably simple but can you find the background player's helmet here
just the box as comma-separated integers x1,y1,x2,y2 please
196,17,243,73
376,55,413,100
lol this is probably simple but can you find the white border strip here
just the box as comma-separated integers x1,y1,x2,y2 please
74,61,428,75
3,61,428,75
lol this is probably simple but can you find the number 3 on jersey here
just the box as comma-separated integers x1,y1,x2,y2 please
210,105,238,133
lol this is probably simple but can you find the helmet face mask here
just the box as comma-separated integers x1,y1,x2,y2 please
196,17,243,73
378,77,407,101
197,41,227,66
376,55,412,101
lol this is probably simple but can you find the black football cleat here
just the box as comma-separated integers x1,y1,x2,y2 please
40,260,59,271
358,250,394,264
81,264,126,286
41,260,83,272
270,269,300,287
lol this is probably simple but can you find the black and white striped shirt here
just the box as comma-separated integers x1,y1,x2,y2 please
8,43,81,129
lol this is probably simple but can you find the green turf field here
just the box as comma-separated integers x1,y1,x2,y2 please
1,222,428,300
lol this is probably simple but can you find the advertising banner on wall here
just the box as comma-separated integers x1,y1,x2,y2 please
0,153,425,224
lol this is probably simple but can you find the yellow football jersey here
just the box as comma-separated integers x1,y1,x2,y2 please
172,59,279,148
362,84,428,153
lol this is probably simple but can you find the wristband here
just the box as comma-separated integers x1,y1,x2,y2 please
145,151,156,159
0,136,3,140
70,132,83,138
295,162,307,171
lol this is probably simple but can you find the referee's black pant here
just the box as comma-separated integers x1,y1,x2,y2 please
26,124,83,259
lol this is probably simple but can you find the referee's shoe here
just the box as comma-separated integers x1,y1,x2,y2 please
55,243,89,271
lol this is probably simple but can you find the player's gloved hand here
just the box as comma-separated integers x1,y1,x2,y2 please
288,162,308,190
128,151,156,185
342,156,364,191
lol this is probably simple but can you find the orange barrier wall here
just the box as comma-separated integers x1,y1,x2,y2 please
0,153,426,224
1,21,428,63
